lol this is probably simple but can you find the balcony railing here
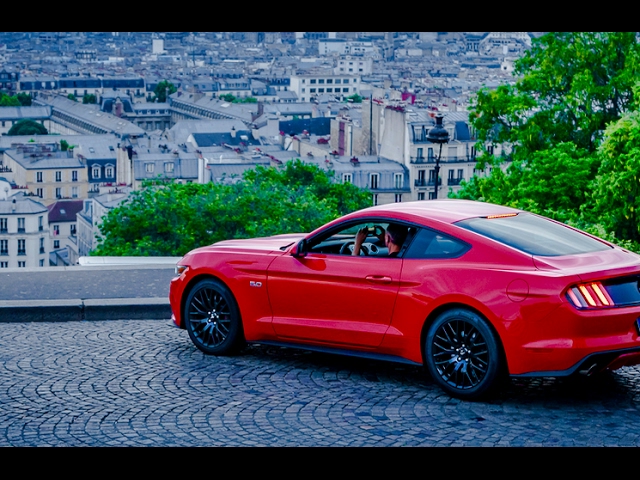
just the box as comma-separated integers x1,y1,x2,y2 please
447,178,464,186
411,155,478,165
415,179,442,187
410,156,435,164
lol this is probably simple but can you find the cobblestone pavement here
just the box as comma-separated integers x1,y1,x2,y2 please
3,319,640,446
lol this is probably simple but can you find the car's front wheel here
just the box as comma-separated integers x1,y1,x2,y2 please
184,278,245,355
425,308,503,400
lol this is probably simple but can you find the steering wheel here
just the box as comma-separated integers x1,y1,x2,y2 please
340,241,368,255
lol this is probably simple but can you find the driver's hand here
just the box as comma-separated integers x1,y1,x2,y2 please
352,227,368,256
355,227,368,245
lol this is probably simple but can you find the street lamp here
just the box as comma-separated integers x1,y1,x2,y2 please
426,113,450,199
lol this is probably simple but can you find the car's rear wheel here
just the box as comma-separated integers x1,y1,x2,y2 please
184,278,245,355
425,308,502,400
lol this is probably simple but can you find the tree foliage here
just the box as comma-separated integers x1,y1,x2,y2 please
93,160,372,256
451,32,640,251
17,93,32,106
7,119,48,136
82,94,97,104
153,80,177,103
585,110,640,244
0,92,20,106
219,93,257,103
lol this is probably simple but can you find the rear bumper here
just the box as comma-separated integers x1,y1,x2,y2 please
511,346,640,378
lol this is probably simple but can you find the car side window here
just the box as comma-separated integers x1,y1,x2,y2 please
309,221,389,256
403,228,470,259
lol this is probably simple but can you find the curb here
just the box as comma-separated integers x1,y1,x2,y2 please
0,298,171,323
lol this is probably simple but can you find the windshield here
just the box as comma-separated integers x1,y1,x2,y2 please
455,213,611,256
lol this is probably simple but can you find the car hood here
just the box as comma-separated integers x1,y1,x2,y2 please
533,247,640,282
205,233,307,253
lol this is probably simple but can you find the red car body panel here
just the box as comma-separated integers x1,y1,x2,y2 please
170,200,640,378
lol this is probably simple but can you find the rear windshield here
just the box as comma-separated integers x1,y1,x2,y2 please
455,213,611,256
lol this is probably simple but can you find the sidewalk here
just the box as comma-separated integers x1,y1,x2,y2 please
0,260,179,322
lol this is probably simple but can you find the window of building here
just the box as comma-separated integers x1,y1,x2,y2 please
105,166,114,178
343,88,349,93
395,194,402,203
310,79,316,84
36,171,43,183
40,237,45,254
429,191,436,200
418,192,426,201
370,173,379,189
343,173,352,183
36,188,43,198
18,261,25,268
0,262,7,268
164,162,175,173
17,218,25,233
53,225,59,236
38,216,43,231
72,187,78,198
55,171,62,182
326,79,333,84
394,173,403,189
145,163,154,173
318,88,325,93
92,165,101,178
310,88,316,93
0,240,7,255
326,88,332,93
39,259,44,267
54,240,60,249
18,239,25,255
318,79,325,84
0,218,6,233
56,187,62,199
372,194,378,206
343,79,349,84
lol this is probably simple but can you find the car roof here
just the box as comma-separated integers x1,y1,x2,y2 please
351,199,521,224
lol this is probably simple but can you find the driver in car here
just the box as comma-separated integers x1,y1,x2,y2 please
352,224,408,257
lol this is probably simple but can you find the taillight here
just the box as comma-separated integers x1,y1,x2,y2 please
566,282,615,309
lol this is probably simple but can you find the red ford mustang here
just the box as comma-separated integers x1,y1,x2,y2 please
169,200,640,399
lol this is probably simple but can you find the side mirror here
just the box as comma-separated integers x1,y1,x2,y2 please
291,239,307,258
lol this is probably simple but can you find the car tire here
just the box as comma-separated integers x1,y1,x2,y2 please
184,278,245,356
425,308,503,400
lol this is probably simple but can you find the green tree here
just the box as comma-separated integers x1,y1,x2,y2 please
7,119,48,136
0,93,20,107
82,94,97,104
153,80,177,103
220,93,236,102
17,93,32,106
68,93,77,102
93,160,372,256
585,110,640,245
453,32,640,231
346,93,363,103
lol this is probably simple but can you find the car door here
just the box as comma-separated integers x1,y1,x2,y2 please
266,221,404,348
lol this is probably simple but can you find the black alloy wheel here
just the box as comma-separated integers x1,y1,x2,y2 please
184,279,244,355
425,309,502,399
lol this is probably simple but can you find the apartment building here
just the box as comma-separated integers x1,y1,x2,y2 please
2,141,89,206
289,74,361,103
0,193,50,268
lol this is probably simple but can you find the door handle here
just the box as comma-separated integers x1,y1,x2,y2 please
365,275,392,284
